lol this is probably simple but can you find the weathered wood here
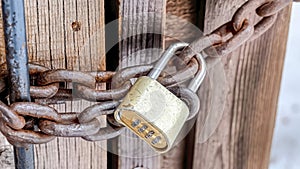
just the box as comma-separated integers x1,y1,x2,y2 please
163,1,200,169
116,0,167,168
192,1,292,169
115,1,200,169
0,137,13,169
165,0,198,45
0,0,292,169
0,0,107,168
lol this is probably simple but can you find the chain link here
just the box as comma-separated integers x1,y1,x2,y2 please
181,0,293,61
0,61,199,145
0,0,294,145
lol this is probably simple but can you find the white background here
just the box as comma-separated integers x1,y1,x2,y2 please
269,3,300,169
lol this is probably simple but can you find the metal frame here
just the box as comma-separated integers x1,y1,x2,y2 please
1,0,34,168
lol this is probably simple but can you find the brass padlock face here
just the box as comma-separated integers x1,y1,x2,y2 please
115,110,168,149
114,76,189,153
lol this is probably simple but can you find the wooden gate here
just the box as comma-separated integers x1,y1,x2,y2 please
0,0,292,169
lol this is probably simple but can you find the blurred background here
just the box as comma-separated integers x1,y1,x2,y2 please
269,3,300,169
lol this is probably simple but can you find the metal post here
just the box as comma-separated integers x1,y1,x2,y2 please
1,0,34,169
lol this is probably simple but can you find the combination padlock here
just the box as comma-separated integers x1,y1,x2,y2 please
114,42,206,153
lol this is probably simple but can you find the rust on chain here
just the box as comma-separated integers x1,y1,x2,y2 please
180,34,222,63
205,20,254,57
37,70,114,88
179,0,290,58
0,122,55,146
35,89,79,105
37,70,96,88
10,102,78,122
74,82,131,102
82,125,125,141
232,0,266,31
27,64,61,99
28,63,48,74
256,0,291,17
111,61,199,88
249,14,278,41
79,101,124,141
0,73,27,130
159,57,199,86
112,65,153,88
0,101,26,129
78,101,119,123
38,118,101,137
30,83,59,99
232,0,290,41
0,0,294,145
107,114,123,127
88,71,115,82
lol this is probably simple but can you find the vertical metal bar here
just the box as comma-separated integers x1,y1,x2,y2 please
1,0,34,169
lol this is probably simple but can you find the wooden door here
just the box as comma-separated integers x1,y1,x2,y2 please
0,0,292,169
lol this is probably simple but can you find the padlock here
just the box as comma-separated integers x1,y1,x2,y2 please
170,52,207,146
114,42,206,153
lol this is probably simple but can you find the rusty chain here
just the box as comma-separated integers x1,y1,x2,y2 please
0,63,199,146
0,0,294,146
181,0,292,61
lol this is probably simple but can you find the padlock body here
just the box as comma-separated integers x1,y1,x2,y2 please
114,76,189,153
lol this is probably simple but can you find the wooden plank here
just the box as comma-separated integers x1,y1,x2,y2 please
192,1,292,169
115,1,203,168
0,137,13,169
163,1,200,169
0,0,107,168
116,0,167,168
165,0,198,45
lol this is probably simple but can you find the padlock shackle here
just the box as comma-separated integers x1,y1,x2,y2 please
187,53,207,93
148,42,207,93
148,42,189,79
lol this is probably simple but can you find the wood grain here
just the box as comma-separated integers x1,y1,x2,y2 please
0,0,292,169
192,1,292,169
116,1,198,169
0,0,107,168
165,0,198,45
116,0,166,168
163,1,200,168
